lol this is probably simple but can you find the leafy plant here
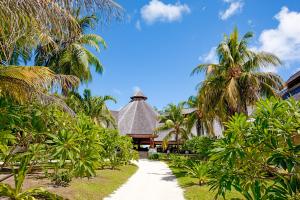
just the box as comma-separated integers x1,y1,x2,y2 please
148,153,161,160
183,136,215,160
51,171,73,187
66,89,117,128
169,154,188,168
0,154,64,199
208,98,300,199
186,162,208,186
155,103,190,151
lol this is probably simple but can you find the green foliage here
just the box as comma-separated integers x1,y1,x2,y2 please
35,13,106,84
0,98,136,198
148,153,161,160
183,136,215,160
66,89,116,128
156,103,190,150
169,154,189,168
208,98,300,199
100,129,136,169
0,154,64,199
186,162,209,186
51,171,73,187
192,27,283,123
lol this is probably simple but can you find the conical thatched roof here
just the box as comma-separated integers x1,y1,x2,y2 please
112,90,159,136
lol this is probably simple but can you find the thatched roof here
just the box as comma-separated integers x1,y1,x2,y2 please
112,90,159,136
283,70,300,100
287,70,300,86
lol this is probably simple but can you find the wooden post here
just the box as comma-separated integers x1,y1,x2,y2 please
138,139,141,150
150,137,154,148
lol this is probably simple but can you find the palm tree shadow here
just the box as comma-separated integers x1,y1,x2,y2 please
172,170,187,179
171,169,200,187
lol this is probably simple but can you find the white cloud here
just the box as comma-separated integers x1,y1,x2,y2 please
257,7,300,63
260,66,278,73
141,0,190,24
220,0,244,20
135,20,142,31
199,47,218,63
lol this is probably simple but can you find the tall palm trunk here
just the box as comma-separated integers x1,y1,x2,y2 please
175,132,179,153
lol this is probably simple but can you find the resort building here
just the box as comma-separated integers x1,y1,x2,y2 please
111,90,201,150
283,70,300,100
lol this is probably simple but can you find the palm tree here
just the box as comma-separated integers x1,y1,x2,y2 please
0,0,120,102
192,27,284,121
155,103,190,151
0,66,79,105
185,96,215,136
66,89,117,127
35,11,106,84
0,0,121,64
186,162,208,186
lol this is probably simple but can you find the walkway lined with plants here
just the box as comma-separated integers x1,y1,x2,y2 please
104,159,185,200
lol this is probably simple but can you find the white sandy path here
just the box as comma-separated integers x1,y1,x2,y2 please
104,159,185,200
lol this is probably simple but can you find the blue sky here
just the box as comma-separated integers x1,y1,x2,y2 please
80,0,300,110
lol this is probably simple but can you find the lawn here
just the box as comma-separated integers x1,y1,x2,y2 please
3,164,138,200
169,166,244,200
51,164,138,199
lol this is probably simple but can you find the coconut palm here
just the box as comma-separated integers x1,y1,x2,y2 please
66,89,117,127
0,66,79,104
192,28,284,121
35,12,106,84
155,103,190,151
186,162,208,186
0,0,121,64
185,96,215,136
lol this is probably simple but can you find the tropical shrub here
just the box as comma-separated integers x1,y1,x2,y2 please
186,162,209,185
0,155,64,199
148,153,161,160
183,136,215,160
209,98,300,199
51,171,73,187
0,98,136,198
100,129,136,169
169,154,189,168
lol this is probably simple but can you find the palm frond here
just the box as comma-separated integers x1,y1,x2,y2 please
83,48,104,74
80,34,107,51
191,64,220,76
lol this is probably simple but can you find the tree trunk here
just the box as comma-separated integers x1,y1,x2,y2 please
175,133,179,153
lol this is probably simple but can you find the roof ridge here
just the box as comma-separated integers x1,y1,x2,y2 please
128,101,139,134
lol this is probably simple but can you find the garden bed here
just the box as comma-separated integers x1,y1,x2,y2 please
169,165,243,200
2,164,138,200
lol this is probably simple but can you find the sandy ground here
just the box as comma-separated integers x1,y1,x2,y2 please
104,159,185,200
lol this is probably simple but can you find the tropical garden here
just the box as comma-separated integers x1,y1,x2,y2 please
0,0,139,199
153,28,300,199
0,0,299,199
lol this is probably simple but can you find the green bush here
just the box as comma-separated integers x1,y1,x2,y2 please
169,154,188,168
209,98,300,199
185,161,208,185
148,153,160,160
51,171,73,187
0,98,138,198
100,129,136,169
183,136,215,160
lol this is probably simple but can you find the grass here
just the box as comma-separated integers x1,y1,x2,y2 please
2,164,138,200
169,165,244,200
51,164,138,200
